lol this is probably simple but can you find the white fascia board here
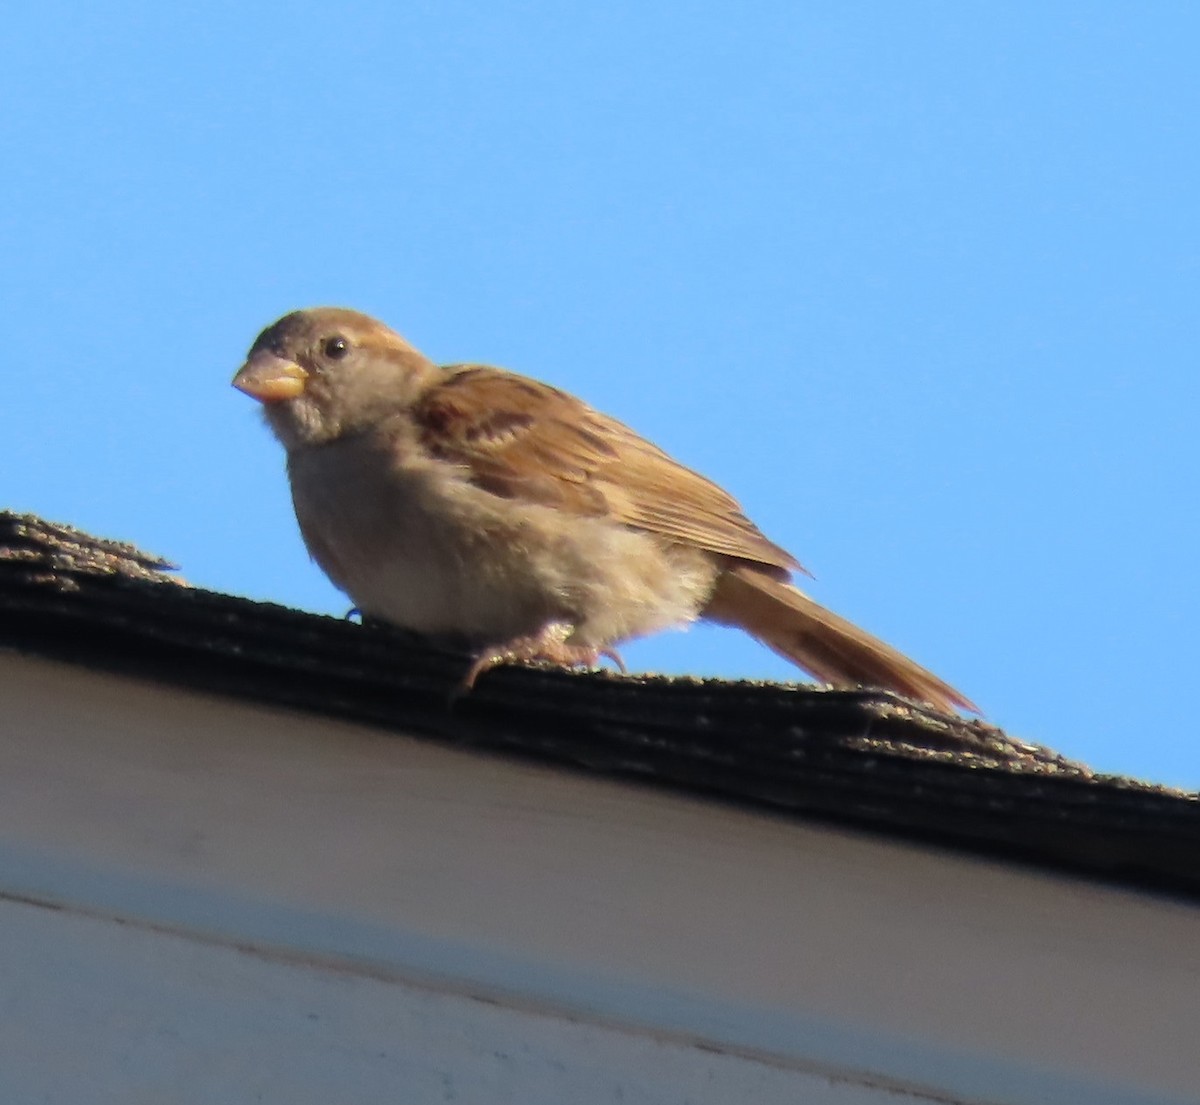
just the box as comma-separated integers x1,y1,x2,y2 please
1,652,1197,1105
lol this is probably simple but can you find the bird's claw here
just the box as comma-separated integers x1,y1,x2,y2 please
456,627,626,696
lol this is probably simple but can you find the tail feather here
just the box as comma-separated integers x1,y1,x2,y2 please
703,564,977,714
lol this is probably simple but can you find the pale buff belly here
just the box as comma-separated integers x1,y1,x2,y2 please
287,439,719,648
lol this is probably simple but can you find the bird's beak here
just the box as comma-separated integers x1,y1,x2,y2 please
232,354,310,403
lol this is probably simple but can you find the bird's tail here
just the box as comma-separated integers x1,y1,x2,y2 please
703,564,977,714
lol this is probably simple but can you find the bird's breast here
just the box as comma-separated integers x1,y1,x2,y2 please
285,434,719,647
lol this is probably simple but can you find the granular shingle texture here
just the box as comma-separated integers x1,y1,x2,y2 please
2,510,1197,898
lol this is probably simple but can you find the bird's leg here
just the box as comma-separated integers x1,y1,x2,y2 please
460,622,626,691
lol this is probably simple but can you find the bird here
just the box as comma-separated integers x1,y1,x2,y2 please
233,307,975,713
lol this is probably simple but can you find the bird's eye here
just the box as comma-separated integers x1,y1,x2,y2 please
323,335,349,360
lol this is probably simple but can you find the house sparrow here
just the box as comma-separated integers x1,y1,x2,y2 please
233,307,975,713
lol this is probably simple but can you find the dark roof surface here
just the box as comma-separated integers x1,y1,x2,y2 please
2,510,1198,899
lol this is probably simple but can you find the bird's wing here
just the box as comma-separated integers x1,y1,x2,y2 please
413,365,802,573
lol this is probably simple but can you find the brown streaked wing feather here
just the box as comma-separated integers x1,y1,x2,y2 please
414,365,801,573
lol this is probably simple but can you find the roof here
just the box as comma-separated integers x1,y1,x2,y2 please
2,509,1197,898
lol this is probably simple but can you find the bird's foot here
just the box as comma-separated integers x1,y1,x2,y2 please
460,624,625,692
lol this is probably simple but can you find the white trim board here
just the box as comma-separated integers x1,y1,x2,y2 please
1,652,1197,1105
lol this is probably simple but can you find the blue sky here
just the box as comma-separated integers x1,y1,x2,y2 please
4,3,1197,786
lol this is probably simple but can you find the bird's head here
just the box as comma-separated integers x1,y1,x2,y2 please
233,307,437,449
